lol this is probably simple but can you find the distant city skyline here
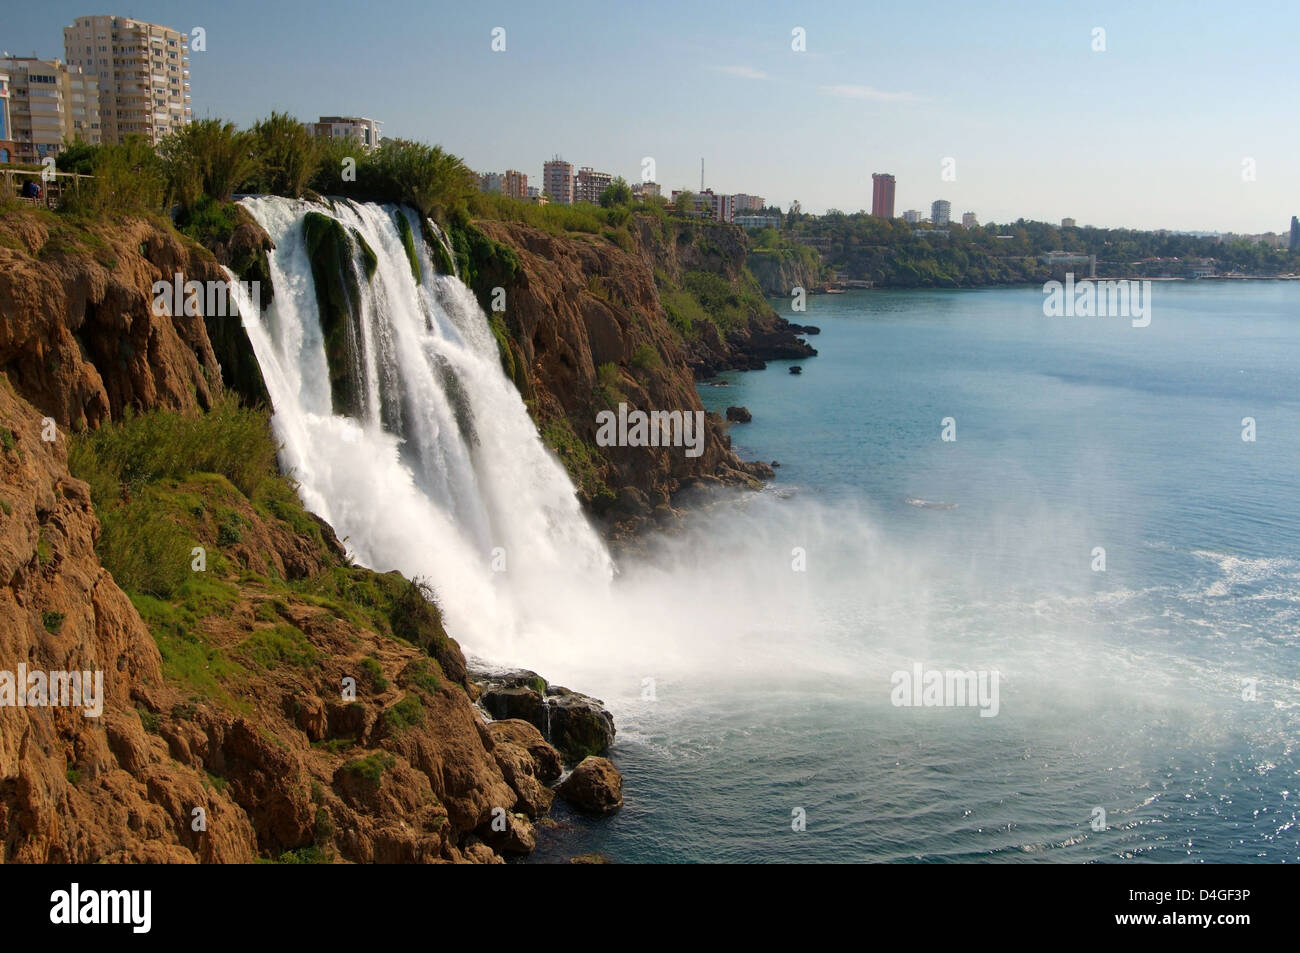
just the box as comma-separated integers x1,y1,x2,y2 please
4,1,1298,233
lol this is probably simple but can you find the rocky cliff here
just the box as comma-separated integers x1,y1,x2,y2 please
470,214,813,535
747,245,825,298
0,211,224,431
0,207,605,863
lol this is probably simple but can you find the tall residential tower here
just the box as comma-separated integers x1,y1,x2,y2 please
543,157,574,204
63,15,190,144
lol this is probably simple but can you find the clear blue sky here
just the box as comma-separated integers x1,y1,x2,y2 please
5,0,1297,232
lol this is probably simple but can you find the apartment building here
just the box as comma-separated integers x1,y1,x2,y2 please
671,188,734,223
543,157,573,204
63,16,190,144
574,166,613,204
930,199,951,226
479,169,528,199
313,116,382,150
0,56,100,162
501,168,527,200
961,212,978,228
732,192,765,213
632,181,661,201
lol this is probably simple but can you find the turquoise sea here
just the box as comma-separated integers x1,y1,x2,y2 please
532,283,1300,863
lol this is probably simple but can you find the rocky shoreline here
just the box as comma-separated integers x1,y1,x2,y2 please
468,666,623,861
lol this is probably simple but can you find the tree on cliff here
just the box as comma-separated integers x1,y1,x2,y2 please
249,112,318,199
599,177,632,208
159,119,259,210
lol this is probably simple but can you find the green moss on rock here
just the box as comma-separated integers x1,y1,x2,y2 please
449,222,520,313
394,209,422,284
352,227,378,281
302,211,365,417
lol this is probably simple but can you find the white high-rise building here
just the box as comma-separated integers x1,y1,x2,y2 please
63,15,191,145
930,199,951,226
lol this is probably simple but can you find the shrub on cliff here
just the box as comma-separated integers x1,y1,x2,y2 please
329,139,478,222
158,119,259,211
69,395,276,504
59,137,165,218
599,177,632,208
247,112,319,199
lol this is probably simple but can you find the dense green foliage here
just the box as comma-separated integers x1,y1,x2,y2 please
159,119,259,209
69,395,276,504
57,137,165,218
468,190,641,235
247,112,318,198
599,176,633,208
49,115,479,233
781,212,1300,287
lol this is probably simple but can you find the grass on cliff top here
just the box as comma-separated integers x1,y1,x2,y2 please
70,395,275,503
66,398,454,706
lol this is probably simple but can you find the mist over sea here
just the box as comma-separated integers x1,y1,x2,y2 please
530,283,1300,863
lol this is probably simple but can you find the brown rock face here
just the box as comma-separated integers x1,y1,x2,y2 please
486,719,563,783
0,383,257,863
0,211,230,432
747,244,824,297
474,218,800,536
557,756,624,815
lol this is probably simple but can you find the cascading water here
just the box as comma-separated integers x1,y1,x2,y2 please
232,197,613,665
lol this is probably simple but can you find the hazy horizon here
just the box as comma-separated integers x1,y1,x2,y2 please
5,0,1298,234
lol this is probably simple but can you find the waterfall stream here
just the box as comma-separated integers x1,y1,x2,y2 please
232,197,614,664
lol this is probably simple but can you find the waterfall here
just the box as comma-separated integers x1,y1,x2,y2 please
231,197,614,663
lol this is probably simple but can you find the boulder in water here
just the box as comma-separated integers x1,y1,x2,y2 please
789,366,802,375
725,405,752,423
475,669,615,762
558,757,624,815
